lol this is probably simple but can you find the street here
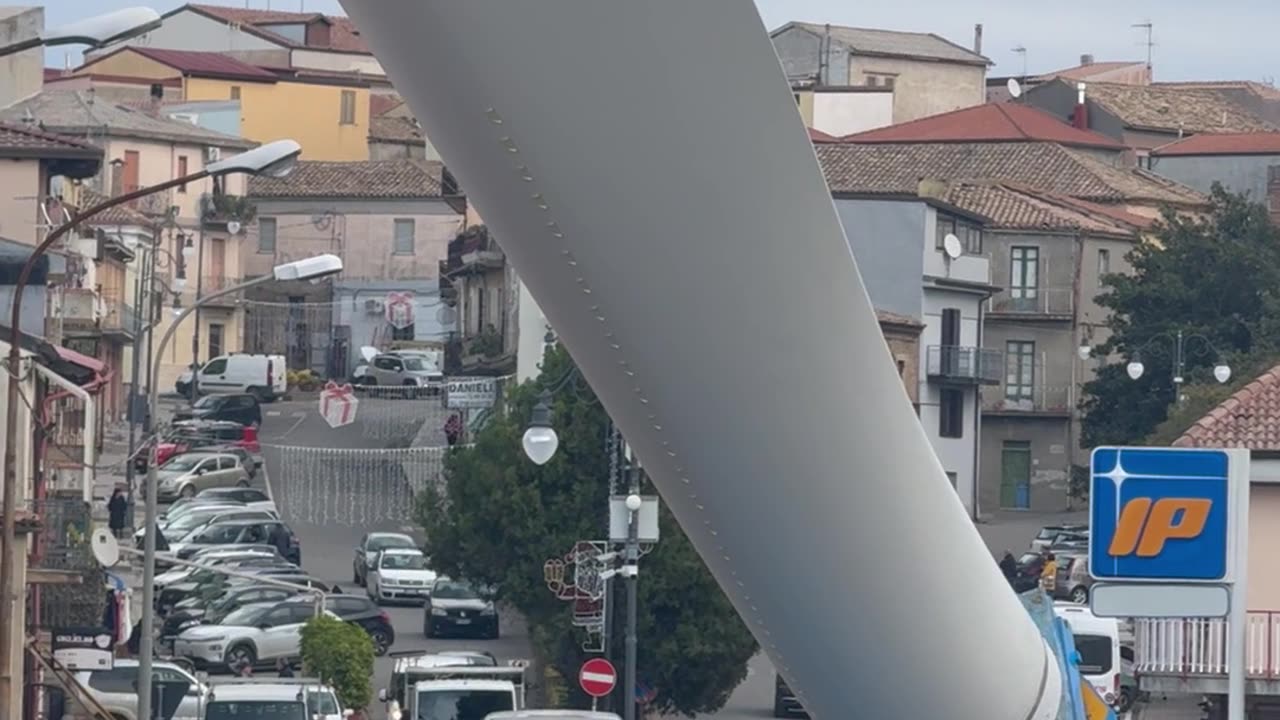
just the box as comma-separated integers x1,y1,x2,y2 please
256,397,535,710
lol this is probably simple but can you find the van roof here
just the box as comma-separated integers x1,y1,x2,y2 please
208,683,334,700
414,679,516,692
1053,604,1120,634
485,713,622,719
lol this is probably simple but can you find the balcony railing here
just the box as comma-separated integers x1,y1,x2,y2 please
926,345,1002,385
988,288,1074,317
99,299,136,336
983,382,1073,414
1135,614,1280,678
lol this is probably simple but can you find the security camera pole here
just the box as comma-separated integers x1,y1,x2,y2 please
136,253,341,720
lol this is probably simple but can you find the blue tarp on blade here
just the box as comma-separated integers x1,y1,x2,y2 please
1018,588,1117,720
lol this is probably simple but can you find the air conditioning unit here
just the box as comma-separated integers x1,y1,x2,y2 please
205,146,221,163
365,299,385,314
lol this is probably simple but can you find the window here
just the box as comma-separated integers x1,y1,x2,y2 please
935,214,982,253
1010,246,1039,299
340,89,356,124
208,323,224,358
393,219,415,254
865,75,879,86
1073,634,1114,674
1005,341,1035,400
945,471,957,488
866,73,896,88
122,150,140,194
229,85,241,100
1097,248,1111,276
177,155,188,193
939,388,965,438
202,358,227,375
258,217,276,253
896,359,906,377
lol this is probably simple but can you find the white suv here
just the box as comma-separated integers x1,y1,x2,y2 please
173,600,334,671
75,659,208,720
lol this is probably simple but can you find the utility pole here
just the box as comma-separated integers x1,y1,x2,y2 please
189,217,205,403
1173,329,1186,405
124,239,148,520
622,457,641,720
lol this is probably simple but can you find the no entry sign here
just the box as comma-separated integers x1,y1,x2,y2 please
579,657,617,698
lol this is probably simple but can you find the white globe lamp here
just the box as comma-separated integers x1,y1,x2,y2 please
1126,361,1144,381
1214,365,1232,384
522,392,559,465
625,493,643,512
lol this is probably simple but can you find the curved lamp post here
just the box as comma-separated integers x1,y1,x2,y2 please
136,254,343,720
0,7,162,57
0,139,301,707
1125,330,1231,398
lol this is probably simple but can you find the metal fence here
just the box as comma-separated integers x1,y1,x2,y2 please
30,495,107,628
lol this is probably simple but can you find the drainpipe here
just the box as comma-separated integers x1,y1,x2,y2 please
973,291,987,521
33,365,97,502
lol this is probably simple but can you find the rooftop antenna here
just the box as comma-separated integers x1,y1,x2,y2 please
1133,21,1155,75
1011,46,1028,82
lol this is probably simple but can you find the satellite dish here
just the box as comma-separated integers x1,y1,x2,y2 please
226,220,242,235
1007,78,1022,99
91,528,121,568
360,346,379,362
943,233,963,260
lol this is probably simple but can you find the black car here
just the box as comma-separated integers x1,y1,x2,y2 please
162,584,304,638
173,519,300,564
282,593,396,656
156,559,297,613
174,394,262,427
423,578,499,639
774,674,807,717
196,486,272,506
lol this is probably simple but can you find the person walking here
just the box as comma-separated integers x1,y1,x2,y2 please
998,551,1017,581
277,658,295,678
1040,552,1058,596
444,413,463,447
108,487,128,539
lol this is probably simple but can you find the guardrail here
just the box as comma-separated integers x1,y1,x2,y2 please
1135,613,1280,677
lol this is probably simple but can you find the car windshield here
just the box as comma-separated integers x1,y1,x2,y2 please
160,455,204,473
167,511,226,534
381,553,427,570
403,357,436,372
431,581,479,600
369,535,416,552
220,604,268,627
1074,634,1114,675
193,397,219,409
206,701,306,720
1035,527,1064,540
306,691,340,714
415,689,512,720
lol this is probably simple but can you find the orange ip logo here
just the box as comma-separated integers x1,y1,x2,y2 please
1107,497,1212,558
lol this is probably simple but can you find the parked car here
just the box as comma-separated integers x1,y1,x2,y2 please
142,503,245,544
156,558,300,613
177,353,286,402
162,584,307,640
358,353,443,391
1054,554,1094,604
172,600,331,671
75,659,209,720
204,679,344,720
160,496,246,523
367,548,436,605
170,519,300,564
422,578,499,639
1031,524,1089,552
136,421,261,473
284,593,396,656
155,452,253,502
174,393,263,427
154,548,283,589
196,486,274,512
353,532,418,586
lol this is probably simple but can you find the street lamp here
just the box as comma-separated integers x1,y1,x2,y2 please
1125,330,1232,402
0,7,162,57
136,254,343,720
0,138,302,709
522,391,559,465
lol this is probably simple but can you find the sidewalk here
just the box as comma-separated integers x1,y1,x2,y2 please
91,395,185,530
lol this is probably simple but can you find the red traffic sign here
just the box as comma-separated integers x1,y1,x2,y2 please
579,658,617,698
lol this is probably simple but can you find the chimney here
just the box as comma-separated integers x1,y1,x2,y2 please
1072,82,1089,129
1080,53,1094,66
917,177,950,201
973,24,983,55
148,82,164,116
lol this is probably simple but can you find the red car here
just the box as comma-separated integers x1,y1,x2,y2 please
135,421,261,471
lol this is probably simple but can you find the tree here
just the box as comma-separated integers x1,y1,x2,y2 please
1082,186,1280,447
300,614,375,712
417,345,758,716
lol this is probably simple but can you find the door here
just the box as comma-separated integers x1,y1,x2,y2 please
153,667,198,720
1000,441,1032,509
940,307,961,375
256,605,299,659
199,357,230,391
193,458,218,492
123,150,140,194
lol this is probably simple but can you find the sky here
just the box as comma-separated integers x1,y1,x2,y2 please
43,0,1280,83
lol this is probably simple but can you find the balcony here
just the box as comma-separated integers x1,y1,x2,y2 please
983,382,1073,415
1135,614,1280,694
988,288,1073,318
926,345,1002,385
98,299,136,338
59,288,98,332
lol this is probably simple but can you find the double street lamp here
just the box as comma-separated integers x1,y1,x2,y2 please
1121,330,1232,403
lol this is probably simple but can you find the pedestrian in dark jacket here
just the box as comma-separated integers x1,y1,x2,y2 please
999,551,1018,581
277,658,295,678
444,413,463,447
108,488,128,539
271,524,292,560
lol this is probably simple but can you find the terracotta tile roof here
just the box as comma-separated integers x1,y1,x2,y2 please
816,141,1206,206
943,182,1144,235
248,159,443,199
117,47,278,81
1174,365,1280,450
781,22,988,66
188,4,369,53
1078,80,1277,134
370,94,404,118
808,127,839,143
0,122,101,159
840,103,1123,149
1151,132,1280,157
369,116,424,145
1156,81,1280,101
1036,61,1147,82
875,309,923,328
74,188,156,228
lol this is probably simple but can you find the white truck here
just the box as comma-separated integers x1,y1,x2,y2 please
381,657,526,720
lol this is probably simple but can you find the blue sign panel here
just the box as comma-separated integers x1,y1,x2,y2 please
1090,447,1229,581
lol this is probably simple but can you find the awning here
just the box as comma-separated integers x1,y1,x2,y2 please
54,344,105,374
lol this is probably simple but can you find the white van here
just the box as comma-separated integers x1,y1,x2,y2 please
181,354,286,402
1054,602,1122,707
205,678,349,720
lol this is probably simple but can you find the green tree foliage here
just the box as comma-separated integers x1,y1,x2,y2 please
300,614,375,711
1082,186,1280,447
417,345,758,716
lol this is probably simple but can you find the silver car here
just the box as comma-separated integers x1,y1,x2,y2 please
155,452,251,502
75,659,208,720
362,353,443,390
